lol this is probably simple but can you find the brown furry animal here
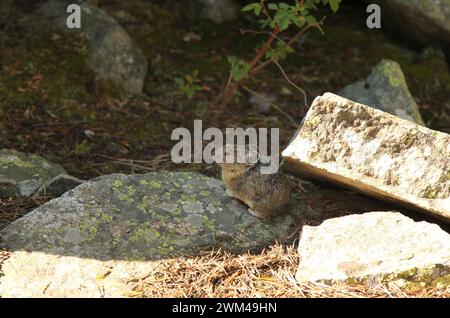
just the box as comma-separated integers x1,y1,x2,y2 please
217,145,291,218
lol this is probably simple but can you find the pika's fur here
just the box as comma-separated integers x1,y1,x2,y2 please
217,145,291,218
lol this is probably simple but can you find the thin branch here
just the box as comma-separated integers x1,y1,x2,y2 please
223,72,233,93
240,29,285,43
273,59,308,109
242,85,298,128
211,14,326,123
247,27,280,71
260,0,272,21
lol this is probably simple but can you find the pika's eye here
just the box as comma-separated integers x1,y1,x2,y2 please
259,155,272,166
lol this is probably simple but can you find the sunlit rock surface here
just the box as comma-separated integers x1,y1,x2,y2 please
0,171,300,297
296,211,450,291
282,93,450,221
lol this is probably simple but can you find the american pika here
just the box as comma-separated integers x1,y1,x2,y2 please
217,145,291,218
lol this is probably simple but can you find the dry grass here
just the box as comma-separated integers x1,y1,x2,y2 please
0,247,10,277
0,196,50,231
1,243,448,298
133,244,450,298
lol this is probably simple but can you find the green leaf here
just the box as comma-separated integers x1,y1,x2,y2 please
274,10,292,31
328,0,340,12
242,3,262,15
305,15,317,25
292,16,305,28
266,40,294,61
175,70,202,99
278,2,290,10
229,59,250,81
300,8,309,16
227,55,237,65
268,3,278,10
242,3,259,12
278,17,291,31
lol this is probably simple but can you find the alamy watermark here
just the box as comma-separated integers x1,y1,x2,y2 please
171,120,280,174
66,4,81,29
62,2,382,174
366,4,381,29
65,3,381,30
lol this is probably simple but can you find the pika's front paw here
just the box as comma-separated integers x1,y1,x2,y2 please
248,208,266,218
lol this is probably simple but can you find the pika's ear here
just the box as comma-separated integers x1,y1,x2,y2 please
258,155,272,167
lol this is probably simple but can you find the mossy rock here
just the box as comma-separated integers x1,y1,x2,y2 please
339,60,425,125
38,0,148,94
0,171,302,260
0,149,81,198
0,171,305,297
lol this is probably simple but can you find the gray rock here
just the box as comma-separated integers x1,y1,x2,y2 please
367,0,450,48
282,93,450,222
199,0,239,24
339,60,425,125
39,0,148,94
35,174,84,198
0,171,302,297
296,211,450,290
0,149,82,198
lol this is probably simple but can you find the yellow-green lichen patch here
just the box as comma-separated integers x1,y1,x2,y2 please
113,180,123,189
127,185,137,196
385,265,450,291
0,171,301,261
0,150,66,188
202,215,215,231
117,193,135,203
380,61,404,88
99,212,113,223
321,265,450,292
137,195,150,212
129,224,161,244
150,180,162,189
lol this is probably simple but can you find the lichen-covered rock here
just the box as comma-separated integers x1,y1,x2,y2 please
282,93,450,222
0,149,82,198
0,171,301,297
339,60,425,125
39,0,148,94
366,0,450,48
296,211,450,291
199,0,239,24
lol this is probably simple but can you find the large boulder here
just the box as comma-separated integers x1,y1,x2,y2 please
367,0,450,49
0,171,301,297
0,149,82,199
39,0,148,94
339,60,425,125
282,93,450,222
296,211,450,290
